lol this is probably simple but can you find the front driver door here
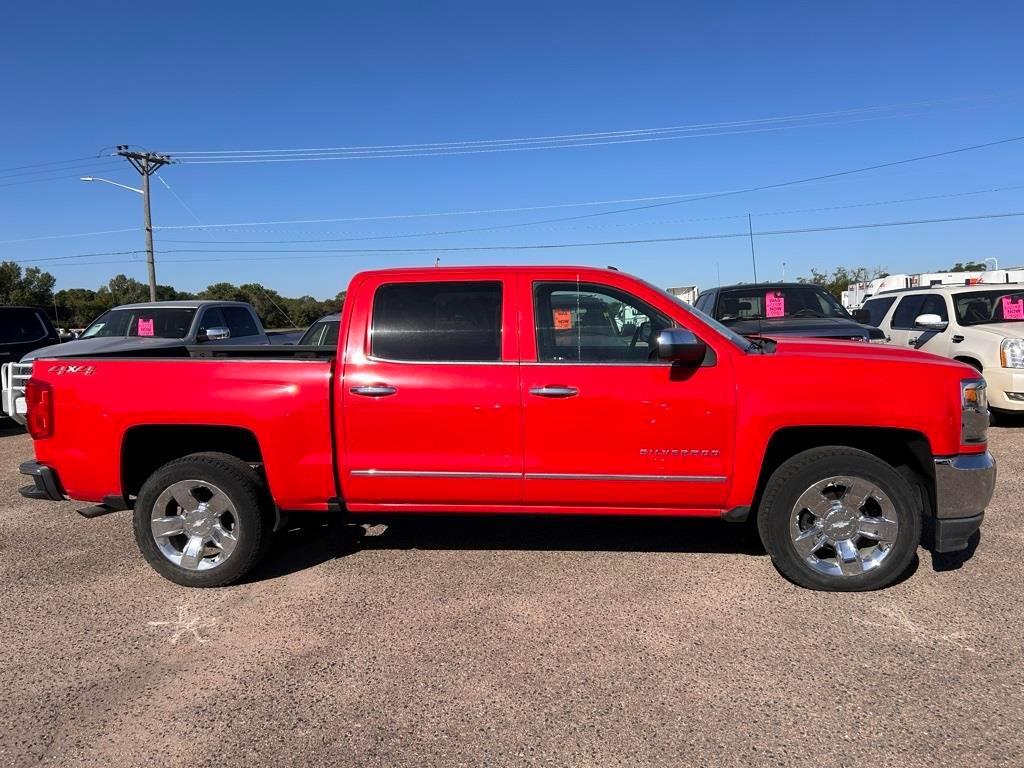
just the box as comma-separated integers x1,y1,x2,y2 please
519,273,735,511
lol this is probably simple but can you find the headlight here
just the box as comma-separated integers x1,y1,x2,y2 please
961,378,988,446
1001,338,1024,368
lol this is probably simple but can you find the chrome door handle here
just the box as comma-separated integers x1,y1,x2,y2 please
351,385,397,397
529,385,578,398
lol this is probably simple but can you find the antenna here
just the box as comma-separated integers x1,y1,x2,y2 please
748,213,764,340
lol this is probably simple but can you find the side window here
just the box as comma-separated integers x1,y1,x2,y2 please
891,295,926,330
694,293,713,314
371,281,502,362
534,282,673,363
223,307,260,338
919,294,948,321
199,307,226,331
862,296,896,327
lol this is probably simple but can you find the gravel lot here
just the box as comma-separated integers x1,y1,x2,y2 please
1,424,1021,768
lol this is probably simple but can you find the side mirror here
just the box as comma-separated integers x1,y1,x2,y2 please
852,308,871,324
656,328,706,364
197,326,231,343
914,313,947,332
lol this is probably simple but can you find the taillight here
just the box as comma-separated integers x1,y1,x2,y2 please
25,378,54,439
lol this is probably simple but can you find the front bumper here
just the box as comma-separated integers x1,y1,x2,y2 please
981,366,1024,412
931,452,995,553
19,460,64,501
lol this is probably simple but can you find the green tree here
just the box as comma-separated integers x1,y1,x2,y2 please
0,261,56,309
798,266,889,300
943,261,987,272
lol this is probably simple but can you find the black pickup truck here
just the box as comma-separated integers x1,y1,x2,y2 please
693,282,885,342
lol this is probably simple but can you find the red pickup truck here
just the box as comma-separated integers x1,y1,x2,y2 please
18,266,995,591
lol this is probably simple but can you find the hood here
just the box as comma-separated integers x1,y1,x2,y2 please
967,322,1024,340
725,316,874,339
21,336,186,361
768,335,972,371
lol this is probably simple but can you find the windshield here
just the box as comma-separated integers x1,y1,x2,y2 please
716,285,853,322
81,308,196,339
646,280,755,352
953,289,1024,326
298,319,340,346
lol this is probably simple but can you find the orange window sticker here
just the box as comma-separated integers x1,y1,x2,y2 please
553,309,573,330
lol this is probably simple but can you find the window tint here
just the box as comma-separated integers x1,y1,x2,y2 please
298,320,340,346
372,281,502,361
890,295,926,329
861,296,896,327
199,307,227,331
223,307,260,338
694,293,713,313
81,308,196,339
919,294,948,321
534,282,673,363
0,308,48,344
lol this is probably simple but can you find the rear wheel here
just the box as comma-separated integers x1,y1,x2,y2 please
757,447,920,591
133,452,274,587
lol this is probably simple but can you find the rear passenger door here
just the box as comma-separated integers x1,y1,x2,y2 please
340,275,523,507
222,307,263,345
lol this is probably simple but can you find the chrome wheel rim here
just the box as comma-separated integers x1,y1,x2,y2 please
150,480,240,571
789,476,899,578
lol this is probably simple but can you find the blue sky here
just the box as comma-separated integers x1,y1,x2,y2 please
2,1,1023,299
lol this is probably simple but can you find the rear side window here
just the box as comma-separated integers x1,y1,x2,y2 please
0,308,48,344
223,307,260,338
694,293,713,314
371,281,502,362
861,296,896,327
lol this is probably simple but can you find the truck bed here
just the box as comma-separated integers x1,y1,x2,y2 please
29,351,338,510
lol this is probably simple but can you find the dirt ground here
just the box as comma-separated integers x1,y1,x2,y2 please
1,424,1021,767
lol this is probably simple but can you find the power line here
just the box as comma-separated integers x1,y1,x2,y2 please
0,164,130,189
0,155,107,175
167,92,1018,160
0,158,123,181
15,208,1024,269
0,227,140,246
154,183,1024,245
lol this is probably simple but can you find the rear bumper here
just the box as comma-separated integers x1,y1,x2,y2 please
930,452,994,553
19,460,64,501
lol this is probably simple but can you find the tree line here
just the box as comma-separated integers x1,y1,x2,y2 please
0,261,343,330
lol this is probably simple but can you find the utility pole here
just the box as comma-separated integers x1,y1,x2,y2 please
115,146,171,301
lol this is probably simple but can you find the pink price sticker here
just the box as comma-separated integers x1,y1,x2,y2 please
137,318,155,337
765,292,786,318
1002,296,1024,320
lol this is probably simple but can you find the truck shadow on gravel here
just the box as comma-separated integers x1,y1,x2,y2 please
0,423,25,438
245,515,961,586
247,514,909,584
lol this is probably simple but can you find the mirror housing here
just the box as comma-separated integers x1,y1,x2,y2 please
656,328,706,364
197,326,231,343
914,313,947,332
852,308,871,324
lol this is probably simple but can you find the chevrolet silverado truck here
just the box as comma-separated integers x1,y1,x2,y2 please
17,266,995,591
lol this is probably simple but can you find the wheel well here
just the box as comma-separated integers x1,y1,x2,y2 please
121,425,264,497
953,355,983,372
752,427,935,518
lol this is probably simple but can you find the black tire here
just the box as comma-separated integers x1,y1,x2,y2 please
756,447,921,592
133,452,274,587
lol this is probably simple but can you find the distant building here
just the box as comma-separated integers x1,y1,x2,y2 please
840,268,1024,308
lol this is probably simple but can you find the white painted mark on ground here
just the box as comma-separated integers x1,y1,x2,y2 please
864,605,984,656
148,605,218,645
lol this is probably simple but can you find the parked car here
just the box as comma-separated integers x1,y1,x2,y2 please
694,282,885,341
861,283,1024,418
1,306,60,420
2,300,270,423
17,266,993,592
296,313,340,346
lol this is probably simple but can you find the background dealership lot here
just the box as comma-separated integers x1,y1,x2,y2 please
1,423,1021,768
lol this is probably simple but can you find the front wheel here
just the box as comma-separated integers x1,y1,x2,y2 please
133,452,274,587
756,447,920,591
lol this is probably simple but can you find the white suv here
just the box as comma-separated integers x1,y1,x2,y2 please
861,284,1024,417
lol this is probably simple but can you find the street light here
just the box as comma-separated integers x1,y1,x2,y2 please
80,174,158,301
80,176,143,195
